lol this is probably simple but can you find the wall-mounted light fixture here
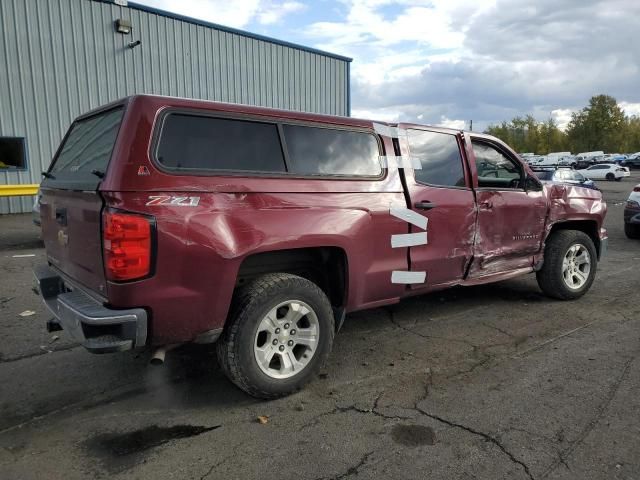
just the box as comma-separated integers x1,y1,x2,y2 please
128,40,142,49
115,18,132,34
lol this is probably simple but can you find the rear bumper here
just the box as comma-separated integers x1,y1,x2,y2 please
34,265,147,353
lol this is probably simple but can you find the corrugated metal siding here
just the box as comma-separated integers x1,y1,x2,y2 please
0,0,350,213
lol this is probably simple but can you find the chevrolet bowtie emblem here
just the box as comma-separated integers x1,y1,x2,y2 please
57,229,68,246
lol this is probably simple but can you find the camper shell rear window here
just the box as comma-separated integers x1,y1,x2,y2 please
43,106,124,190
51,107,124,174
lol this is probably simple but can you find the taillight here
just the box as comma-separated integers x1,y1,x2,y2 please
103,211,153,281
634,186,640,192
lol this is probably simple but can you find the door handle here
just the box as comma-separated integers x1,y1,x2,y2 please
415,201,437,210
55,207,67,226
480,201,493,209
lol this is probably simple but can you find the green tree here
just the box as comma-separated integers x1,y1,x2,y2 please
485,116,568,154
566,94,626,152
622,116,640,153
485,94,639,154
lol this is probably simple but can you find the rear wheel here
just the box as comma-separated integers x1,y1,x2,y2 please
606,172,615,181
625,223,640,239
537,230,597,300
217,273,334,399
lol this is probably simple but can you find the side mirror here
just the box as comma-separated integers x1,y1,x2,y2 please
525,175,543,191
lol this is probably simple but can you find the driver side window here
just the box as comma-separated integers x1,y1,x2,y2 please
472,141,523,189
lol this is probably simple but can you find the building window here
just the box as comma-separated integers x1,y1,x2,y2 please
0,137,27,170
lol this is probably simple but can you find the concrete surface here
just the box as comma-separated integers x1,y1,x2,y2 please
0,174,639,480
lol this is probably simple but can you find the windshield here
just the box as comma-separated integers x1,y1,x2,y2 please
51,107,124,174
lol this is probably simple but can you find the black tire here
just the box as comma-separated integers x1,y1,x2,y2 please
536,230,598,300
625,223,640,239
615,177,622,182
216,273,334,399
606,172,615,181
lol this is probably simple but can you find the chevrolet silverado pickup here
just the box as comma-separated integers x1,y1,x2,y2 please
35,95,608,398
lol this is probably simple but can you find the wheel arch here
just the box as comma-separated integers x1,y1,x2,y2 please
547,220,601,258
235,247,349,330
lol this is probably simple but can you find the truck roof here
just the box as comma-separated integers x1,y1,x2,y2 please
78,94,463,136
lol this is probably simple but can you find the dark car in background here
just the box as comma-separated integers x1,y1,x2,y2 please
533,167,599,190
624,184,640,239
621,153,640,169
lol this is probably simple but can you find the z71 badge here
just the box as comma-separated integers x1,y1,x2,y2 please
146,195,200,207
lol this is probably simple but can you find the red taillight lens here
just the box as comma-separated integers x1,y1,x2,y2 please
634,186,640,192
103,211,153,281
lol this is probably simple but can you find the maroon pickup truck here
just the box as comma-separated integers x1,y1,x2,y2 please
35,95,607,398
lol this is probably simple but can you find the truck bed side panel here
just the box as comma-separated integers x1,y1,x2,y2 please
105,190,408,344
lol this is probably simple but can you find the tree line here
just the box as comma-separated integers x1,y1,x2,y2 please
484,95,640,155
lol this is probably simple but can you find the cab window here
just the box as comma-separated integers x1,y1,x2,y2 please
472,141,523,189
406,130,466,187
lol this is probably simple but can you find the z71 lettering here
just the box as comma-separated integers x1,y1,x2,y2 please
146,195,200,206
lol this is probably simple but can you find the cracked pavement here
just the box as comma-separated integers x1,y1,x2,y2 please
1,174,639,479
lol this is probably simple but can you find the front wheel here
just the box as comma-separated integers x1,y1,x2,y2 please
536,230,597,300
217,273,335,399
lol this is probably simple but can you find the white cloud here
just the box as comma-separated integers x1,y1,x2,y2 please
306,0,493,85
621,102,640,118
338,0,640,131
551,109,574,130
257,1,305,25
140,0,304,28
437,117,466,129
351,107,401,123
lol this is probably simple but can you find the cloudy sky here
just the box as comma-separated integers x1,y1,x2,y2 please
139,0,640,131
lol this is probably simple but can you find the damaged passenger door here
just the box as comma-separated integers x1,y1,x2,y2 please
467,136,547,277
398,126,476,289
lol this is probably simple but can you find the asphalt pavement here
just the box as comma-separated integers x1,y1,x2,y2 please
0,173,639,480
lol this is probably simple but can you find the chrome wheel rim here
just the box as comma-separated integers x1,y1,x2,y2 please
562,243,591,290
253,300,320,379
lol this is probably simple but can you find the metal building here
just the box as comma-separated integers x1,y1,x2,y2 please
0,0,352,213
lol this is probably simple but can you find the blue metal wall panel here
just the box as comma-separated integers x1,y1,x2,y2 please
0,0,351,213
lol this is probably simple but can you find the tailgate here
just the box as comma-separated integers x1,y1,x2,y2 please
39,106,125,297
40,189,106,295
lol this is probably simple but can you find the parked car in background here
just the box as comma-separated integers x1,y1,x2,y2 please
577,163,630,181
533,167,599,190
621,153,640,169
605,154,629,165
525,155,546,166
534,153,573,167
575,151,604,169
624,184,640,239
